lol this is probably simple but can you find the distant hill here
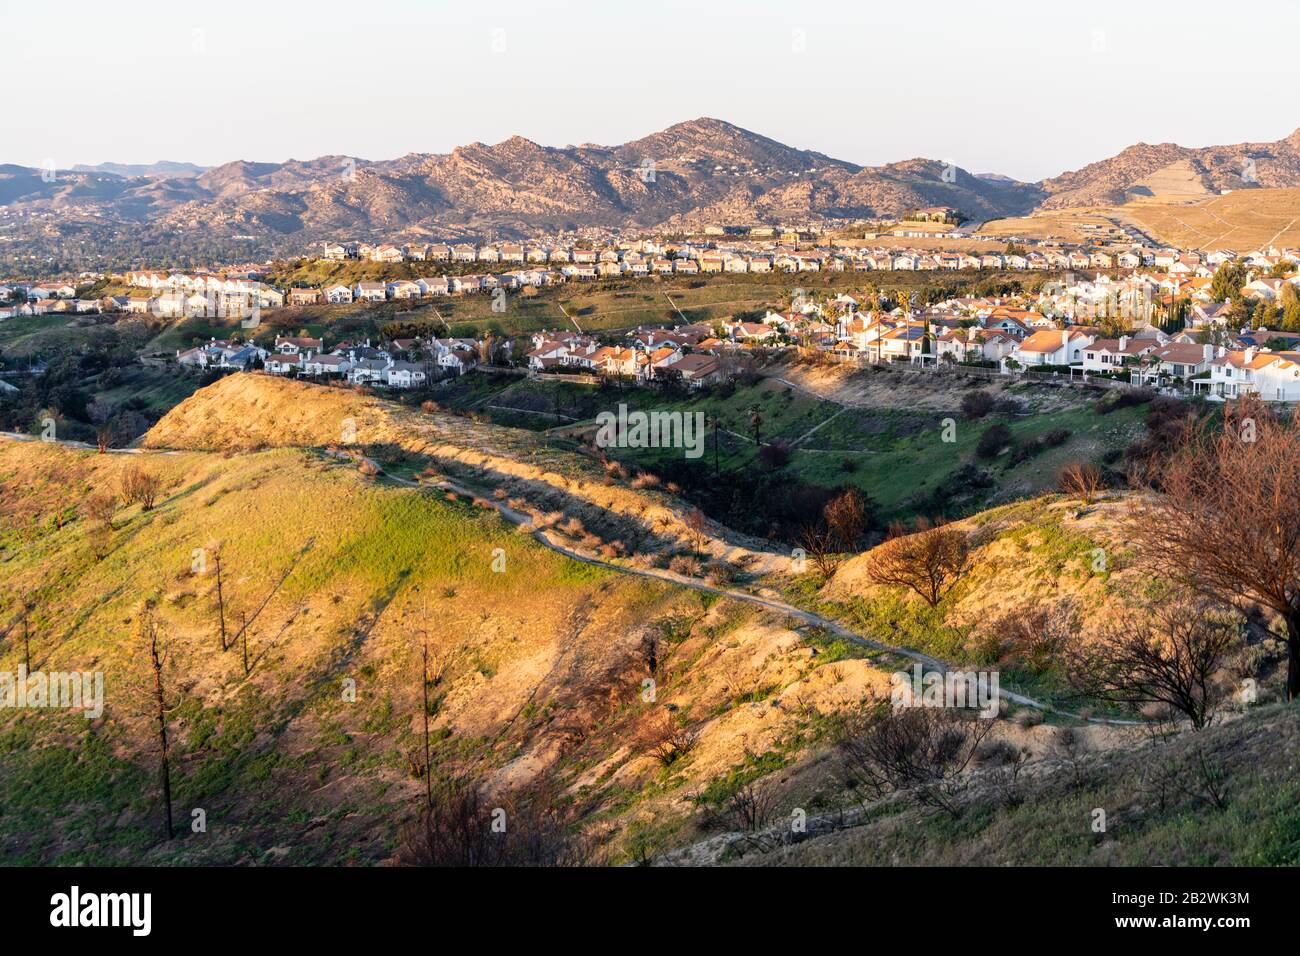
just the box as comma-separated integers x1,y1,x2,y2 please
0,119,1043,255
1038,128,1300,208
71,160,209,179
12,121,1300,260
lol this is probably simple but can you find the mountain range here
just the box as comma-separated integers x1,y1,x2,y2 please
7,118,1300,259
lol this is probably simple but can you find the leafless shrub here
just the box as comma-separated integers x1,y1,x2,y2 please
650,722,697,768
977,599,1079,671
1057,460,1104,505
797,524,840,577
703,559,739,586
396,775,594,866
1064,596,1241,729
866,519,970,607
557,516,586,537
824,487,870,552
85,491,118,526
961,390,994,420
1181,747,1231,811
1013,707,1044,729
682,508,709,554
120,465,163,511
715,780,778,837
1048,726,1092,791
835,696,995,819
976,738,1031,809
668,554,703,576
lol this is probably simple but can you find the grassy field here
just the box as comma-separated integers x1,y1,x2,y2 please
0,430,913,866
0,312,93,353
0,439,671,863
1114,187,1300,251
730,702,1300,867
979,188,1300,252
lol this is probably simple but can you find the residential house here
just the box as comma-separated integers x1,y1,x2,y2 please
1079,336,1157,373
1006,329,1095,368
288,288,321,306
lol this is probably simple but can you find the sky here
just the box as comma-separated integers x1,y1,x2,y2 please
6,0,1300,182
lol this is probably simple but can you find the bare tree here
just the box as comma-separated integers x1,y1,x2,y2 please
824,487,870,552
1057,460,1104,505
978,598,1079,671
141,604,175,840
1048,726,1092,791
1129,395,1300,699
85,491,117,526
239,611,250,678
797,523,840,577
645,714,697,768
421,637,433,809
682,508,709,555
20,599,33,672
1065,597,1241,729
975,739,1031,809
214,551,228,652
703,779,779,849
836,697,995,819
866,519,970,607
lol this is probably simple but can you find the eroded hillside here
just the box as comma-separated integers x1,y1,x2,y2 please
0,376,1288,866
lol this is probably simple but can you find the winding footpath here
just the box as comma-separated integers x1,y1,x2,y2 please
364,455,1133,725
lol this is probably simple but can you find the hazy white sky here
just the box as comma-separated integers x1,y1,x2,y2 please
7,0,1299,181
